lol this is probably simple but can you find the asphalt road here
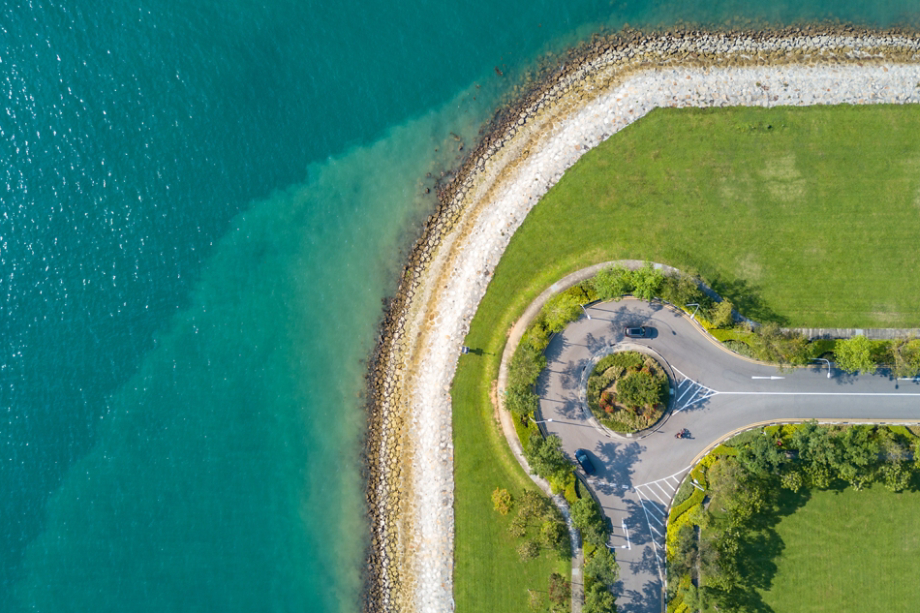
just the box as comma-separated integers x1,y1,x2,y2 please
537,299,920,613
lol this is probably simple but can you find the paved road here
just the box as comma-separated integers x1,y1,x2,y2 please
537,299,920,613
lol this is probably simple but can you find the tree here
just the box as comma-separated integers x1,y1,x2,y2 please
510,346,546,389
518,540,540,561
834,335,876,374
519,489,551,521
541,519,568,553
660,272,705,307
585,546,619,586
780,469,803,493
710,299,735,329
615,370,661,411
838,426,879,468
505,384,539,416
593,265,633,301
571,497,602,530
492,488,513,515
524,434,568,479
737,432,785,475
543,289,586,332
548,572,570,609
583,583,617,613
631,262,664,301
571,497,609,548
508,513,528,538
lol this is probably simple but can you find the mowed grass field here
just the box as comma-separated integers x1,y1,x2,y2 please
452,104,920,612
745,486,920,613
496,104,920,327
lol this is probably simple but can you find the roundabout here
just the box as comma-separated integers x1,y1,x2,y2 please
532,298,920,613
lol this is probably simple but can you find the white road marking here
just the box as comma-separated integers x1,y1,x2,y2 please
633,492,665,578
675,380,696,403
654,482,672,497
621,521,631,550
751,375,785,380
643,486,666,504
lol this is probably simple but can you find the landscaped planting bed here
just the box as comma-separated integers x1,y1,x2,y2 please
586,351,668,432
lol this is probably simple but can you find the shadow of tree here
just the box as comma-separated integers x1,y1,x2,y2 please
709,275,786,325
543,331,567,365
593,440,643,498
617,556,663,613
701,485,813,613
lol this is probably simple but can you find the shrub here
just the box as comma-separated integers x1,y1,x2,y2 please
780,469,804,493
492,488,513,515
834,335,876,374
882,462,911,492
593,265,633,301
669,487,705,523
508,513,528,538
616,370,662,411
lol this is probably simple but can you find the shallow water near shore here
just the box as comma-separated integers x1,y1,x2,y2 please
2,0,919,611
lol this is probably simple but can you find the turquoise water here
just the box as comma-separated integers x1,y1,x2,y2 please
2,1,918,611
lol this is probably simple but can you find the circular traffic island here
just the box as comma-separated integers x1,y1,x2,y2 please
586,350,669,433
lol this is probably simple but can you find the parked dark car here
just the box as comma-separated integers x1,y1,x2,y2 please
574,449,596,475
624,326,647,338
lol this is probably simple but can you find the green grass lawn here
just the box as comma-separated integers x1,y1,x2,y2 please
452,104,920,612
500,104,920,327
741,485,920,613
452,360,569,612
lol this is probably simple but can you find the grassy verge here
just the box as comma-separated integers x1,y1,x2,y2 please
453,342,568,612
453,104,920,611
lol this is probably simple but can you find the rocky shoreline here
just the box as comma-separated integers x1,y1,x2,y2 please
362,25,920,613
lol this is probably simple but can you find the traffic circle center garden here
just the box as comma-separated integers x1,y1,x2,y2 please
586,350,670,433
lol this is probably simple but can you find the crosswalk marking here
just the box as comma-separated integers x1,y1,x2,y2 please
671,368,720,412
630,466,693,580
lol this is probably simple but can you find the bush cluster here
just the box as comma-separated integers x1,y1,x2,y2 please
719,328,920,375
494,488,571,563
665,423,920,611
576,496,618,613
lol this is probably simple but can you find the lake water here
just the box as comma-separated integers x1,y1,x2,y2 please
2,1,918,611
